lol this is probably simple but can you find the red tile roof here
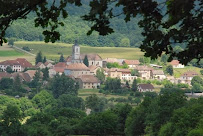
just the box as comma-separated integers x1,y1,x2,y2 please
181,71,198,77
0,72,11,80
170,60,180,65
135,65,153,71
138,84,154,89
77,75,100,83
0,58,32,68
66,63,89,71
54,62,67,67
124,60,140,65
16,58,33,68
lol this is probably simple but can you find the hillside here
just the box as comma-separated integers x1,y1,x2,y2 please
5,1,143,47
14,41,144,61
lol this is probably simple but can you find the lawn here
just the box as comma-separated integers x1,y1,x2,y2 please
15,41,144,60
0,43,35,64
78,89,129,100
173,66,203,78
0,50,24,57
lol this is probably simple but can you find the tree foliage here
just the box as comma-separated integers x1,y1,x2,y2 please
35,51,43,65
50,73,79,98
83,55,89,67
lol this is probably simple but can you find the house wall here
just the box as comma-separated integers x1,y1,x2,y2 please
139,70,151,79
108,71,122,79
121,73,136,83
49,69,56,78
0,65,22,72
153,74,166,80
64,69,92,78
88,60,103,67
173,64,184,68
82,82,100,89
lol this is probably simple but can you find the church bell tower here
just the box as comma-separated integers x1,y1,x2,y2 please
72,40,80,62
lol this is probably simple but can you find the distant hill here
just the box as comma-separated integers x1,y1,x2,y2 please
5,1,144,47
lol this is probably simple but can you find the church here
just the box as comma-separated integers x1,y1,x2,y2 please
66,42,103,67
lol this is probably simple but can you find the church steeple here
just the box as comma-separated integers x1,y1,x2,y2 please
72,40,80,62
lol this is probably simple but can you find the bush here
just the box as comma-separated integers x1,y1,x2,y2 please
135,92,143,97
22,46,31,51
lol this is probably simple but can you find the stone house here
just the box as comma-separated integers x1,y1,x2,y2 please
170,60,184,68
107,68,136,83
123,60,140,68
135,65,153,80
76,75,100,89
89,65,102,75
64,63,92,78
137,84,154,92
53,62,67,75
44,62,53,68
179,71,198,85
36,62,46,69
151,70,166,80
0,58,32,72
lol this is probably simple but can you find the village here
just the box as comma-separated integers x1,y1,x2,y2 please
0,42,202,95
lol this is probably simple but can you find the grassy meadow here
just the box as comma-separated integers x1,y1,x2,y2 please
78,89,129,100
14,41,144,60
173,66,203,78
0,44,35,63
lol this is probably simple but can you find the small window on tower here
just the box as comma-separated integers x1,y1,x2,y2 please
76,48,78,53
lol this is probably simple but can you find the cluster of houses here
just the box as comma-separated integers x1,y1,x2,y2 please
0,42,200,92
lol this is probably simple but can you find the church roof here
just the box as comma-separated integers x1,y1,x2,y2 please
66,63,89,71
80,54,102,61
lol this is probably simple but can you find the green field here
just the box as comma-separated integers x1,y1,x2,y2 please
78,89,129,100
15,41,144,60
0,50,24,57
173,66,203,78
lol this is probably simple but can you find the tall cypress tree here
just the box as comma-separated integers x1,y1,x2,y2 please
42,67,49,80
83,55,89,67
59,54,65,62
43,56,47,63
35,51,43,65
13,74,22,92
132,79,138,92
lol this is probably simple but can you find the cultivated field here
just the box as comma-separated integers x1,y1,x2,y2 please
14,41,144,60
0,43,35,63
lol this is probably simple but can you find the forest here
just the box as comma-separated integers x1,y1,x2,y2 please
5,1,144,47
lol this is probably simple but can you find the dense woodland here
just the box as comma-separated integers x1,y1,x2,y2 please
5,1,144,47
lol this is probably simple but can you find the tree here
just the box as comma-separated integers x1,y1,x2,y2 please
96,68,105,84
191,76,203,86
83,0,203,64
132,79,138,92
0,78,13,89
59,54,65,62
5,66,13,73
161,54,168,64
200,70,203,76
12,74,22,92
165,65,173,76
35,51,43,65
83,55,89,67
57,94,85,110
79,111,118,135
50,73,79,98
8,38,15,46
42,67,49,81
120,37,130,47
0,104,23,136
131,69,139,76
43,56,47,63
30,70,41,91
85,94,107,113
32,90,55,111
0,0,202,64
